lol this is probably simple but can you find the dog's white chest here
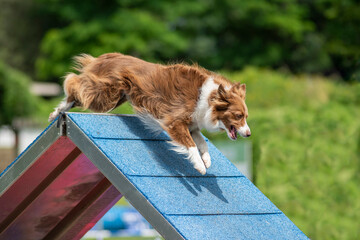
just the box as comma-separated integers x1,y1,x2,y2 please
192,77,222,132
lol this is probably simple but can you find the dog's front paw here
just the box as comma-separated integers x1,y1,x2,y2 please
194,162,207,175
188,147,207,175
202,152,211,169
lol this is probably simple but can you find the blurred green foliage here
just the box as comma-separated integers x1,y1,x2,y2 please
1,0,359,82
0,62,38,125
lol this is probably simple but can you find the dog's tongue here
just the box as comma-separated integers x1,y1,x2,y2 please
230,126,237,140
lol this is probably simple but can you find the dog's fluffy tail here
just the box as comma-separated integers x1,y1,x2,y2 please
72,54,95,72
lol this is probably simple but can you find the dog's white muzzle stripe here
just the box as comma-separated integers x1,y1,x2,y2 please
238,121,251,137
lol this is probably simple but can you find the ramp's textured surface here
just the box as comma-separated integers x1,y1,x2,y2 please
67,113,309,240
0,113,308,239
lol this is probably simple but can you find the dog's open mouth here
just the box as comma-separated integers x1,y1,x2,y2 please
228,125,237,140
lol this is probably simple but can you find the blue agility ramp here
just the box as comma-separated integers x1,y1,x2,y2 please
0,113,309,240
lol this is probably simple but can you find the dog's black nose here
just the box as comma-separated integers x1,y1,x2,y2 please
245,130,251,137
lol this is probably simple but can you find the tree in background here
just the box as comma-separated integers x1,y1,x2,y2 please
0,61,38,153
32,0,360,83
0,0,359,83
306,0,360,80
0,0,45,78
35,0,189,81
0,62,37,125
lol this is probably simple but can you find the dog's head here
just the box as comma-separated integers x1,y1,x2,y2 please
211,83,251,140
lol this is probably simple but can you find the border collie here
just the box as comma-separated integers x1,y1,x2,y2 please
49,53,251,175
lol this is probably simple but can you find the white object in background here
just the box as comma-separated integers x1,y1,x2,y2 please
0,126,15,148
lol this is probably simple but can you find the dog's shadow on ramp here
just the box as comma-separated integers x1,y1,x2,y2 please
120,116,229,204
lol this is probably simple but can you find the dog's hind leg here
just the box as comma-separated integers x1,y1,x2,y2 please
49,73,80,122
48,98,75,122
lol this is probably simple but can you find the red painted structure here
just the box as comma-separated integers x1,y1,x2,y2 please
0,136,122,239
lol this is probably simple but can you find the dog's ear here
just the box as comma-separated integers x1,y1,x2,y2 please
214,84,229,111
218,84,228,101
232,83,246,99
240,83,246,92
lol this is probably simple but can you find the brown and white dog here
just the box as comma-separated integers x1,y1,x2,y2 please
49,53,251,175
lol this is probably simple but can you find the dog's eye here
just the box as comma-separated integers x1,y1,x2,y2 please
236,114,244,119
